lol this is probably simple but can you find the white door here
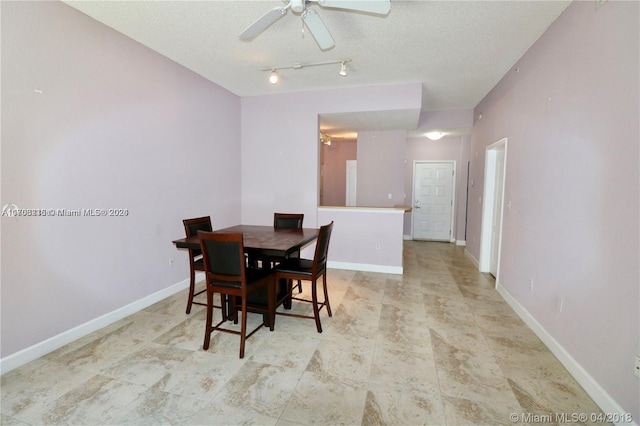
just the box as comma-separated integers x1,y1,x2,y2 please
412,162,455,241
346,160,357,206
489,146,505,276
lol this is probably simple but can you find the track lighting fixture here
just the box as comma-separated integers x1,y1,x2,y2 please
269,69,278,85
262,59,351,84
320,132,332,145
339,61,347,76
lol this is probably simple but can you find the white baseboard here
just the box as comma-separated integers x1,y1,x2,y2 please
495,282,637,426
0,276,194,375
464,248,480,268
403,234,412,240
456,240,466,246
328,260,403,275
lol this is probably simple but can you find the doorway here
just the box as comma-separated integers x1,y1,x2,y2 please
412,161,456,241
479,138,507,278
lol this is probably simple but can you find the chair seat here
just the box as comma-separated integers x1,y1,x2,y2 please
193,258,205,271
211,267,272,289
274,258,315,276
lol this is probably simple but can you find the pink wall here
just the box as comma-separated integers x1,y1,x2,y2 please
418,109,474,129
321,139,357,206
322,130,472,239
1,2,242,358
240,83,422,227
466,1,639,419
318,207,404,272
322,108,474,238
356,130,407,207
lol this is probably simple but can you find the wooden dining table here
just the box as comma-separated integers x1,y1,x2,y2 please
172,224,320,319
172,224,319,258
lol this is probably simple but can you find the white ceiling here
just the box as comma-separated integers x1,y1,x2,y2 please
63,0,570,137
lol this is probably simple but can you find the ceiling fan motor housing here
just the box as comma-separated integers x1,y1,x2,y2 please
291,0,306,13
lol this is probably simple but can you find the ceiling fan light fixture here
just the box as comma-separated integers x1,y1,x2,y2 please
425,131,445,140
339,61,347,76
269,69,278,85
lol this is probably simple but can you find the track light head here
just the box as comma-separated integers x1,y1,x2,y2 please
339,61,347,76
269,69,278,84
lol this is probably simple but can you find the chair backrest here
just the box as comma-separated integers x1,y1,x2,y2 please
183,216,212,238
198,231,246,288
274,213,304,229
312,221,334,273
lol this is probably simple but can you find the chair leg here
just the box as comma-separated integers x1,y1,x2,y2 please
239,297,248,359
186,266,196,314
322,273,332,317
267,277,276,331
219,294,228,321
282,279,293,310
295,280,302,293
227,296,238,324
311,279,322,333
203,289,214,350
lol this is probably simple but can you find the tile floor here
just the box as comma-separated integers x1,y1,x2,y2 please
1,241,603,425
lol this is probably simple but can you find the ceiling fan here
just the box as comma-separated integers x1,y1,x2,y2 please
239,0,391,50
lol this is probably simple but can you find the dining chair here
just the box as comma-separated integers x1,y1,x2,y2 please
273,212,304,229
246,213,305,293
273,221,334,333
273,213,304,292
198,231,275,358
182,216,213,314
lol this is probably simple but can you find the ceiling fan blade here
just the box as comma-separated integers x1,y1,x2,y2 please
239,7,288,41
303,9,335,50
316,0,391,15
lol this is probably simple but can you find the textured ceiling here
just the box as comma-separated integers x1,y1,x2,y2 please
63,0,571,135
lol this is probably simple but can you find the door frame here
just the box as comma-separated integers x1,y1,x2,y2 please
345,160,357,206
479,138,508,279
411,160,457,242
